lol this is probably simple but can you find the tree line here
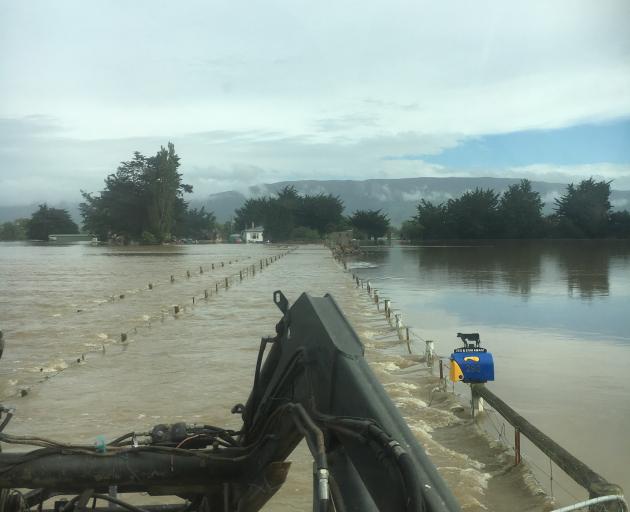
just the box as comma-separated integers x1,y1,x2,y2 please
400,178,630,240
2,146,628,243
233,185,390,241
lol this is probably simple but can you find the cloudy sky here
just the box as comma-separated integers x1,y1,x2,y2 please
1,0,629,206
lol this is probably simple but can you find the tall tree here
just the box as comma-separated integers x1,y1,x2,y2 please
498,180,544,238
234,197,269,231
144,143,191,241
554,178,612,237
447,188,499,239
297,193,344,234
80,144,194,243
174,206,216,240
0,219,28,241
27,204,78,240
350,209,390,240
414,200,451,239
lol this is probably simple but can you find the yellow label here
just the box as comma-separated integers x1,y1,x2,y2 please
463,356,480,362
450,360,464,382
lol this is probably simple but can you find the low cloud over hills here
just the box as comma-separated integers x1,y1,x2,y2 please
196,177,630,226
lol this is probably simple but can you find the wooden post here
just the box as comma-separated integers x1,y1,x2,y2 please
204,289,209,299
121,333,127,342
216,283,219,292
240,270,243,281
515,428,522,466
471,394,484,418
200,266,203,274
367,281,371,294
225,277,229,289
186,270,191,278
212,263,215,270
170,275,175,283
439,359,444,380
174,305,180,314
221,262,225,267
192,296,195,304
148,283,153,290
253,265,256,276
425,340,435,367
119,294,125,299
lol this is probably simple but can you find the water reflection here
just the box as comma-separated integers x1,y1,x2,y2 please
406,240,630,300
415,242,542,297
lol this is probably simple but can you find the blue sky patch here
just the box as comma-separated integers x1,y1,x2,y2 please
388,118,630,168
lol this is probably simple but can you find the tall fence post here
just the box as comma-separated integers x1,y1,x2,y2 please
515,428,522,466
425,340,435,367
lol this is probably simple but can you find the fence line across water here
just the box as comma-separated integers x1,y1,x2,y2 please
334,250,626,512
4,250,295,400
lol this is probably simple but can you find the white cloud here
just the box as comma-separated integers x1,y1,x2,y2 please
0,0,629,204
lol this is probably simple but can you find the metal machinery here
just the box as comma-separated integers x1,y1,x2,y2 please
0,292,462,512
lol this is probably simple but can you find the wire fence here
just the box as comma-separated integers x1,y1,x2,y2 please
337,251,626,512
6,250,295,399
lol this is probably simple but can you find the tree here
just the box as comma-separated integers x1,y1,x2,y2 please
27,204,78,240
144,143,190,241
174,207,216,240
234,197,269,232
0,219,28,241
609,210,630,238
400,219,424,241
447,188,499,239
498,180,544,238
349,209,390,240
554,178,612,238
414,200,451,239
232,187,345,241
297,193,345,235
80,144,195,243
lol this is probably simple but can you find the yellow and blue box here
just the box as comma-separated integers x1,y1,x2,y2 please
450,350,494,383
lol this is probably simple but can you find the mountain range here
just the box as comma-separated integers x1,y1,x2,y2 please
194,177,630,226
3,177,630,227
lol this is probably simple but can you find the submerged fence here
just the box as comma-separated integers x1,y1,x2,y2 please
336,250,626,512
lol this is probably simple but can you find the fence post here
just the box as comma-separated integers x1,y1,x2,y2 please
515,428,521,466
425,340,435,367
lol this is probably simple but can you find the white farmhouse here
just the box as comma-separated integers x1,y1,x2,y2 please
242,226,264,243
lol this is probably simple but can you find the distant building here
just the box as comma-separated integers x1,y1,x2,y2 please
242,226,264,243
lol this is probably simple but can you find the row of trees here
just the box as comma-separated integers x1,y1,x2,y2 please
0,205,79,241
401,179,630,240
233,186,391,241
80,144,215,243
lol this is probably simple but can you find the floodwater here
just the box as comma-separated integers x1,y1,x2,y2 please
0,241,617,511
348,240,630,508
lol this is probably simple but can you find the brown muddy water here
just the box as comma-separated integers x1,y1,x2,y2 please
0,241,608,511
349,240,630,510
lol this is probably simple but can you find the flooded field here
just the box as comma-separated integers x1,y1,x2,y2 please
0,241,597,510
349,240,630,508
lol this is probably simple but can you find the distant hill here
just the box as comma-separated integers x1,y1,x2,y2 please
3,177,629,227
195,177,630,226
0,202,82,224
